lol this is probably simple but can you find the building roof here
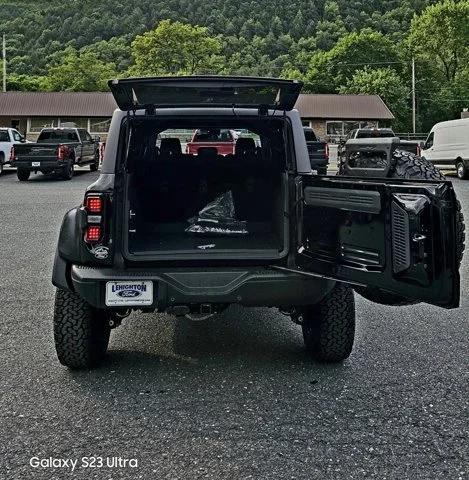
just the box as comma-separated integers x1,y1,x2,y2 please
0,92,116,117
0,91,394,120
295,94,394,120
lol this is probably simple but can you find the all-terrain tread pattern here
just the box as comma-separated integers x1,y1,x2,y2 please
53,289,110,369
302,283,355,362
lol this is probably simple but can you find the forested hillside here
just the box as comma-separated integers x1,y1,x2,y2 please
0,0,468,130
0,0,431,74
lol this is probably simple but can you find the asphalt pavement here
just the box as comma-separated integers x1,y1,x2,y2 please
0,167,467,479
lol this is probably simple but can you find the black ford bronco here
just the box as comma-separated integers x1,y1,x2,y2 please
52,76,464,369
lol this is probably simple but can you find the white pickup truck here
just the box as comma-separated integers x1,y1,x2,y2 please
0,127,27,175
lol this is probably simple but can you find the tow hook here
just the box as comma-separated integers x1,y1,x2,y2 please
280,307,303,324
108,317,121,329
291,311,304,325
108,310,130,329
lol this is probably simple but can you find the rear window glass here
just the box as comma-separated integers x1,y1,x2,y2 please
0,131,9,142
38,130,79,143
356,130,395,138
193,129,234,142
303,129,318,142
154,128,261,155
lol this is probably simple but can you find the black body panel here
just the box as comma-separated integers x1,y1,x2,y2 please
299,176,460,308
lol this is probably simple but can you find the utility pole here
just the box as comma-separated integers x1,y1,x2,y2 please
412,57,416,134
2,34,6,93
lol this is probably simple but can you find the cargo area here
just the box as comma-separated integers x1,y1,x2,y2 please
124,118,289,259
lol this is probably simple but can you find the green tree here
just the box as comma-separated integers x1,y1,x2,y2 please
6,73,49,91
339,67,411,130
408,0,469,82
129,20,222,76
314,1,348,51
303,29,401,93
327,29,401,83
45,48,116,91
81,36,132,72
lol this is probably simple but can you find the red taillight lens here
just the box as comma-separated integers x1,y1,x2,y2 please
325,143,329,159
57,145,68,160
10,146,15,162
85,195,103,213
85,225,101,243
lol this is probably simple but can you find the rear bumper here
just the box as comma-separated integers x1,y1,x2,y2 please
12,159,65,171
70,265,334,310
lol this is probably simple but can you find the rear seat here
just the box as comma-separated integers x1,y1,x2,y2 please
230,138,276,221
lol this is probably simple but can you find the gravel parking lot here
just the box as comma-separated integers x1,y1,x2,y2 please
1,168,468,479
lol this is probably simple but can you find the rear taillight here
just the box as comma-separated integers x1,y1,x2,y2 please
85,225,102,243
325,143,329,159
85,195,103,213
57,144,69,161
83,193,106,244
9,146,15,162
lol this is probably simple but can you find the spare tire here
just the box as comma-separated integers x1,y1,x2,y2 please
346,149,465,306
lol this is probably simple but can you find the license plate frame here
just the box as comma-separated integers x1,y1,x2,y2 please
105,281,154,306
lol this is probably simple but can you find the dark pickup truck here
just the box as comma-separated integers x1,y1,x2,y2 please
338,128,422,169
303,127,328,175
11,127,100,181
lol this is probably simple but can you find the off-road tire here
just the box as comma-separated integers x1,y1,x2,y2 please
61,160,74,180
354,150,465,306
302,283,355,362
53,289,111,369
17,169,30,181
90,153,99,172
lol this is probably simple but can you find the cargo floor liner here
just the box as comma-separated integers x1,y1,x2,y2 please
129,222,280,253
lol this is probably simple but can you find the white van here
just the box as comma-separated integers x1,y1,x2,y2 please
421,118,469,179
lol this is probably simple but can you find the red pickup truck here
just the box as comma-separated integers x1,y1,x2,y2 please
186,128,237,155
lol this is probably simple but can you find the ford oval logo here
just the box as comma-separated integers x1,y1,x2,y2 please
117,290,142,298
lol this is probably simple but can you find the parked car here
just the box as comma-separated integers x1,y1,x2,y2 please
186,128,237,155
303,127,329,175
52,76,463,369
421,118,469,179
0,127,27,175
11,127,100,181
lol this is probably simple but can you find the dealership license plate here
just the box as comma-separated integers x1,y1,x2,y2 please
32,162,40,167
105,281,153,306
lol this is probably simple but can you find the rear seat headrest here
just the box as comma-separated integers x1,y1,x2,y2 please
160,138,182,157
235,137,256,157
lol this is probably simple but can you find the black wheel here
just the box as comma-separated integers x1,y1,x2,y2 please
0,153,4,175
317,167,328,175
17,169,30,181
301,283,355,363
353,150,465,305
53,289,111,369
90,153,99,172
456,159,468,180
61,160,74,180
